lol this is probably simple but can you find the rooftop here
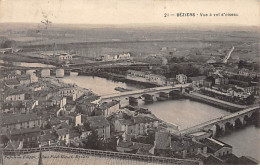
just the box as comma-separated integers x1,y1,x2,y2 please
2,113,40,126
86,115,110,128
201,138,232,152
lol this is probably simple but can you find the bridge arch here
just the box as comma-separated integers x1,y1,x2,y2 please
234,118,243,129
243,115,250,125
212,124,225,137
250,111,260,126
224,122,234,134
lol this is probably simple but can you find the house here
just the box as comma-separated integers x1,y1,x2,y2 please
211,74,229,85
39,133,58,147
109,113,159,141
176,74,187,84
166,78,179,86
56,87,76,97
86,116,110,140
17,74,31,85
189,76,207,87
117,53,131,60
238,68,250,77
154,132,172,155
170,139,206,159
8,127,41,147
126,70,150,83
229,79,257,94
154,132,207,159
4,89,27,102
3,99,38,114
55,53,73,61
94,100,120,116
56,128,69,143
148,74,166,86
200,138,232,158
116,140,154,154
4,140,23,150
49,96,67,108
0,48,13,54
1,113,44,132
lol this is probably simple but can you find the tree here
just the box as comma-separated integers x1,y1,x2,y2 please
84,129,99,149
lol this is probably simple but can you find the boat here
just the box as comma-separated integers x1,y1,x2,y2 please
114,87,132,92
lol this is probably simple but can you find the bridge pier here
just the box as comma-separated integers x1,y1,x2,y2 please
129,96,138,105
142,94,154,104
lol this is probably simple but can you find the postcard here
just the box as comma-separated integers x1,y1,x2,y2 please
0,0,259,165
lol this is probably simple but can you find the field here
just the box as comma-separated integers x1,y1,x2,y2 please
0,23,259,63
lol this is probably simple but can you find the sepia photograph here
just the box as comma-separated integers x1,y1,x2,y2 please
0,0,259,165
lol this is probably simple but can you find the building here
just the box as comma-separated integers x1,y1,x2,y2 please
116,140,154,154
49,96,67,108
56,87,76,97
0,48,13,54
55,53,73,61
148,74,166,86
189,76,207,87
41,69,51,78
3,99,38,114
117,53,131,60
94,100,120,116
166,78,179,86
176,74,187,84
17,75,31,85
109,113,159,141
170,139,206,159
154,132,172,155
86,116,110,140
127,70,167,86
4,89,27,102
200,138,232,158
1,113,44,132
7,127,41,147
56,69,65,78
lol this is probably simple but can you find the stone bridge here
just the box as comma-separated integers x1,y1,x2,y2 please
94,84,191,105
177,105,260,136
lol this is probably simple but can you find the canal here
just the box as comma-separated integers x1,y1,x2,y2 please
61,75,260,160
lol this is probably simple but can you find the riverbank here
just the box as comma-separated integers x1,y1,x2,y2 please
183,92,247,112
78,72,158,89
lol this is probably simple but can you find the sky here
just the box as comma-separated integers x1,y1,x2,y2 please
0,0,259,27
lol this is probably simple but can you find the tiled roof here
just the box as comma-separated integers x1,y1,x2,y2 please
117,141,153,151
39,134,57,143
133,115,158,124
171,140,204,152
86,116,110,128
2,113,40,125
201,138,232,152
189,76,207,81
56,128,68,136
9,127,41,135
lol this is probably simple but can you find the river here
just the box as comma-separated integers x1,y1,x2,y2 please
61,75,260,160
0,60,55,68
